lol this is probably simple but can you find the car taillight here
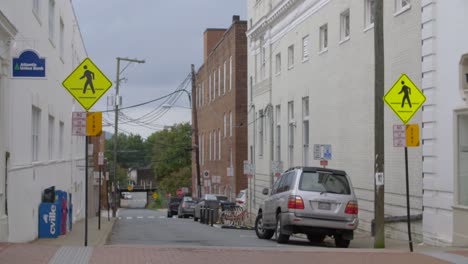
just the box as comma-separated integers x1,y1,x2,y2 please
237,201,244,204
345,201,358,215
287,195,305,210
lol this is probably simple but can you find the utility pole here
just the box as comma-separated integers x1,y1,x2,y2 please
191,64,202,199
112,57,145,217
374,0,385,248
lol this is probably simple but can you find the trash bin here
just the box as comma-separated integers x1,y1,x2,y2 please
38,201,62,238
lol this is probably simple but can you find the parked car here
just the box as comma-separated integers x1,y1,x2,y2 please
167,197,182,218
236,189,247,207
254,167,358,248
193,194,227,221
178,199,197,218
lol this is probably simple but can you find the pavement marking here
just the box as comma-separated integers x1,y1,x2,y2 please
49,246,93,264
422,252,468,264
137,216,143,219
148,216,155,219
118,217,122,220
126,217,132,220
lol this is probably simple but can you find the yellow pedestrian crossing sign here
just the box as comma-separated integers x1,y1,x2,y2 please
384,74,426,124
62,58,112,111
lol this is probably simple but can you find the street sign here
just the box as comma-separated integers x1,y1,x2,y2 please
271,160,283,177
72,112,87,136
313,144,332,160
98,152,104,166
320,160,328,166
86,112,102,136
393,124,406,147
203,170,209,178
406,124,420,147
152,193,158,199
393,124,420,147
12,50,46,78
384,74,426,124
62,58,113,111
127,185,133,191
176,188,184,197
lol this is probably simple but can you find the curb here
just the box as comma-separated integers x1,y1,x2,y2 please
220,225,254,230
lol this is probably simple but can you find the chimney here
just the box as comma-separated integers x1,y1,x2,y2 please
232,15,240,23
203,29,226,62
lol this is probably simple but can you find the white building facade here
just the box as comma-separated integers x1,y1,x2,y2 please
0,0,87,242
421,0,468,246
247,0,425,242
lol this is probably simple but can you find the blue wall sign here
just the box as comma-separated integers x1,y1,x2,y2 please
12,50,46,78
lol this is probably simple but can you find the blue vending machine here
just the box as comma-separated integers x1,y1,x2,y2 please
38,201,62,239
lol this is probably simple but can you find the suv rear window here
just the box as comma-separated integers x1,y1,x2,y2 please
299,171,351,195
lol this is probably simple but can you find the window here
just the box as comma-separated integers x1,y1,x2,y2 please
259,110,264,156
302,97,310,166
254,54,258,83
458,114,468,206
218,129,221,160
229,111,232,137
288,101,294,167
302,35,310,61
288,45,294,69
201,134,205,165
213,130,216,161
319,24,328,51
365,0,375,28
223,61,226,94
209,132,212,160
209,72,212,102
48,115,54,160
32,106,41,161
276,105,281,161
48,0,55,43
59,121,64,158
395,0,410,12
340,9,350,41
218,66,221,96
229,56,233,91
275,53,281,75
59,18,64,59
299,172,351,194
213,72,216,99
224,113,227,137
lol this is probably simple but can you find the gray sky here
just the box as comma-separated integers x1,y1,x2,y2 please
73,0,246,138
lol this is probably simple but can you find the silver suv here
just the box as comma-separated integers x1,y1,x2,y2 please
254,167,358,248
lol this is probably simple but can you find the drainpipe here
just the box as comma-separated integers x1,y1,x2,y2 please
5,151,9,216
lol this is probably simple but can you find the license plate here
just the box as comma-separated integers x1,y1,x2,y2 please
318,202,331,210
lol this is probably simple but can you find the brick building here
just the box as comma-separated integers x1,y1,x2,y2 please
191,16,248,200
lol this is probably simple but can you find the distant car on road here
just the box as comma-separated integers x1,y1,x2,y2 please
167,197,182,218
178,199,197,218
255,167,358,248
121,192,132,200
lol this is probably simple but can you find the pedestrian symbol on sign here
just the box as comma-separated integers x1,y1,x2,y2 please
80,65,95,94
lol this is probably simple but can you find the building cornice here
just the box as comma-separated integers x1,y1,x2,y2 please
0,10,17,37
247,0,303,38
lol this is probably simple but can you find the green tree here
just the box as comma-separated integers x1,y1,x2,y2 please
150,123,192,182
158,167,192,196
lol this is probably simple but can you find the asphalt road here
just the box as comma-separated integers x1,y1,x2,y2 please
108,209,330,248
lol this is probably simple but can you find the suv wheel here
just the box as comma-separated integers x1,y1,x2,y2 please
334,235,350,248
167,212,172,218
307,234,325,244
275,214,290,244
255,213,274,239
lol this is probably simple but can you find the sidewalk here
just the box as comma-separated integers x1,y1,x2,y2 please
33,212,115,247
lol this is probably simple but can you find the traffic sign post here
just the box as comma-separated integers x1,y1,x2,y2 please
62,58,113,111
385,74,425,253
86,112,102,137
62,58,112,247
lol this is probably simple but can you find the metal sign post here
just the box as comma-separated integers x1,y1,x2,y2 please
84,137,88,247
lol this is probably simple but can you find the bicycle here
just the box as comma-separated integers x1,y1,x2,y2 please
220,205,256,227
